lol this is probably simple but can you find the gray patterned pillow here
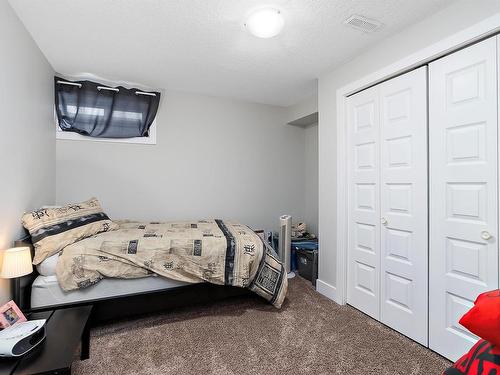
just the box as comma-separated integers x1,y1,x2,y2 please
22,197,118,264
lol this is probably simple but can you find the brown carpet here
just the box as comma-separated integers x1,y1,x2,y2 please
73,277,450,375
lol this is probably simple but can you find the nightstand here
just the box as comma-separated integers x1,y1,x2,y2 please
0,305,92,375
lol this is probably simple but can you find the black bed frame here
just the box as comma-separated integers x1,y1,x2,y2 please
14,236,251,325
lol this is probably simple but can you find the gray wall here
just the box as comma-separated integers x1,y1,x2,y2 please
0,2,55,302
286,94,319,235
304,123,318,236
56,91,306,231
318,0,500,290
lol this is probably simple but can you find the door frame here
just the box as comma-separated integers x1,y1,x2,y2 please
330,14,500,306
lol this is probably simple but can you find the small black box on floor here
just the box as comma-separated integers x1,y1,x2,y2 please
296,249,318,286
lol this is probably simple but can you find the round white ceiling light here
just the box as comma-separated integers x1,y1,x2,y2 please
245,8,284,38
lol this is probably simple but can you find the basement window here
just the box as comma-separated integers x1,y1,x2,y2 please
54,76,160,144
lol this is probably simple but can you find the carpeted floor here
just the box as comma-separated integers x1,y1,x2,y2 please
73,277,450,375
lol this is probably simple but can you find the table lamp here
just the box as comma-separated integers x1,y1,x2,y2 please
0,247,33,306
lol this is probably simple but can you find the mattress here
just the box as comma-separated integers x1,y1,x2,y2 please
31,275,191,308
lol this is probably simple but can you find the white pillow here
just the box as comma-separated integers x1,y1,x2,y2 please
36,253,59,276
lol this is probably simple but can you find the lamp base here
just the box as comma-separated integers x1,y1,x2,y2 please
11,277,21,307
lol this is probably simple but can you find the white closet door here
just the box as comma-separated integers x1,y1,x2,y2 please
429,36,499,361
347,86,381,319
379,67,428,345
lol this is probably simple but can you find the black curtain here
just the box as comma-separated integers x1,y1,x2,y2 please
54,77,160,138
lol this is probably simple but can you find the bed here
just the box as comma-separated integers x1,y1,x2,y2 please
17,201,287,323
17,234,257,323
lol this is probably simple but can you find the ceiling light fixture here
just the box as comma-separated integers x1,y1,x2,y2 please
245,8,284,39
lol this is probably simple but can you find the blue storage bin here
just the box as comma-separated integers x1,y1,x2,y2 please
291,239,318,271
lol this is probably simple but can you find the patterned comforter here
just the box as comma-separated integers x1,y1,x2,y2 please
56,220,288,308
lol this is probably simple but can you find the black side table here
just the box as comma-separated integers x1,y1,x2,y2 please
0,305,93,375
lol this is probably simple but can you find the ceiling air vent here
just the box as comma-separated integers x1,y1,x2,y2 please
344,15,383,33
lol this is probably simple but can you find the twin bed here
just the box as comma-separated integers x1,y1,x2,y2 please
17,198,288,322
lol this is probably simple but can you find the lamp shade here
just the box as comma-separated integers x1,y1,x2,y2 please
0,247,33,278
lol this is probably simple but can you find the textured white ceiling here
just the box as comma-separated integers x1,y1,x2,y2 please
9,0,453,106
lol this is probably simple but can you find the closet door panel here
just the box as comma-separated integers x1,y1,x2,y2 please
429,36,498,361
347,86,381,319
380,67,428,345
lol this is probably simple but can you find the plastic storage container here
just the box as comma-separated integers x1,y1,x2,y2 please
296,248,318,286
291,239,318,272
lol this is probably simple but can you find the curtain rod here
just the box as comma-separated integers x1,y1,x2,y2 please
57,80,82,88
56,80,157,97
97,86,119,92
135,91,156,97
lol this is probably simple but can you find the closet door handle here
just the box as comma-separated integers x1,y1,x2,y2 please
381,217,388,226
481,231,493,240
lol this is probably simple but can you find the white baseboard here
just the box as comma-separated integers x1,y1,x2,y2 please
316,279,340,304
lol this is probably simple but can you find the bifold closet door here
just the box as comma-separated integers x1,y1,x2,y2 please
347,86,381,320
379,67,428,345
347,68,428,337
429,36,499,361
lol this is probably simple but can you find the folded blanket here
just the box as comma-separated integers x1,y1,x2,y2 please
56,220,288,308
